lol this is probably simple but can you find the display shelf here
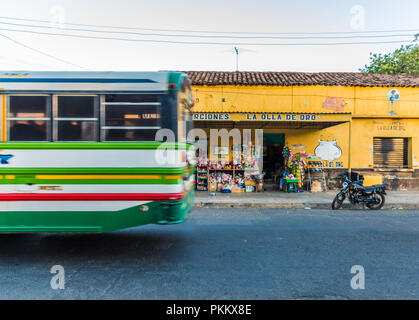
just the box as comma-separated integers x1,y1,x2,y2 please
196,164,209,191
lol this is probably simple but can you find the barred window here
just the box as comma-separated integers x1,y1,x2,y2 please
102,95,161,141
8,96,51,141
55,96,98,141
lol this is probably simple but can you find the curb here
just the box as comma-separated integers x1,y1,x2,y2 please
193,202,419,210
194,202,306,209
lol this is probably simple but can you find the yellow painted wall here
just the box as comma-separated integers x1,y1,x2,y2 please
276,122,349,168
192,85,419,116
193,86,293,113
192,84,419,172
292,86,355,114
351,118,419,169
354,87,419,116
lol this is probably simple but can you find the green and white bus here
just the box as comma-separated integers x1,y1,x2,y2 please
0,71,195,232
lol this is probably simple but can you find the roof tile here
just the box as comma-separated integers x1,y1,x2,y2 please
185,71,419,87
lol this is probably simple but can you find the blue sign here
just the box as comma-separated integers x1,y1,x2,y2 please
0,155,13,164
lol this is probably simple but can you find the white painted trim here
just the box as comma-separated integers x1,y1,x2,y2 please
103,102,161,106
55,118,98,121
0,184,184,194
0,149,187,167
102,126,161,130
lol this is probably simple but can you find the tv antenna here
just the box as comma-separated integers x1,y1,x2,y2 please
234,46,239,71
221,47,256,71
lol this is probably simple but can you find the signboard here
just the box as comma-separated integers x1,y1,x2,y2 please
193,113,319,121
308,160,344,168
192,113,350,122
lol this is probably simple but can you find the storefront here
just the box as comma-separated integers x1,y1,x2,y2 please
186,71,419,192
193,112,351,192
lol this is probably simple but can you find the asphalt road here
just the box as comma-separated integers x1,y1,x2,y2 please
1,208,419,299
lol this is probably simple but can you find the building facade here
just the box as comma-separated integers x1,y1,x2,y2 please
187,71,419,190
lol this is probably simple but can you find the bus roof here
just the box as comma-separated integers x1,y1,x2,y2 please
0,71,186,93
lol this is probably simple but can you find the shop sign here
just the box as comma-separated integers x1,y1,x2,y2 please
374,120,406,131
193,113,320,121
193,113,231,120
308,160,344,168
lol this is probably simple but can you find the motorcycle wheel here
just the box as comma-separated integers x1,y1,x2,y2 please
332,192,345,210
366,193,385,210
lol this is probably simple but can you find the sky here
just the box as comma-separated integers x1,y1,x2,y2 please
0,0,417,72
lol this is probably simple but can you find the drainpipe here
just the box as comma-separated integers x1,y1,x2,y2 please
348,118,352,175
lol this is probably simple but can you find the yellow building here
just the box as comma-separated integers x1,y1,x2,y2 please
187,71,419,190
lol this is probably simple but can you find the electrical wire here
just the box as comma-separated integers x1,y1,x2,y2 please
0,15,417,35
0,20,416,40
0,33,89,70
0,54,62,69
0,27,414,46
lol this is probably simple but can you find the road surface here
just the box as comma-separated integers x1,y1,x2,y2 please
0,208,419,299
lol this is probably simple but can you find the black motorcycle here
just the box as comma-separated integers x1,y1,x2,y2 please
332,173,387,210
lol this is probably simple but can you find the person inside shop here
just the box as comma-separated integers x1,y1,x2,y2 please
279,165,290,191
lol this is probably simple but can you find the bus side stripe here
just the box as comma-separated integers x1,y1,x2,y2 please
0,167,187,174
0,193,185,201
35,175,165,180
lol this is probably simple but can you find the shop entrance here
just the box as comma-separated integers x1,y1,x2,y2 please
263,133,285,182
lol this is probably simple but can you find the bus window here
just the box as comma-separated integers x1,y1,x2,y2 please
102,95,161,141
56,96,98,141
8,96,50,141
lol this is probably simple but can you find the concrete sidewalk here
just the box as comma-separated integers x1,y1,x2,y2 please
194,190,419,210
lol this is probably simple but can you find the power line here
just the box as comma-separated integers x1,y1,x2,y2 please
0,27,414,46
0,15,418,36
0,20,416,40
0,33,89,70
0,54,61,69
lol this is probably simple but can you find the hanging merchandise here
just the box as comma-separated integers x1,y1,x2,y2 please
289,153,307,190
282,146,293,167
282,146,290,161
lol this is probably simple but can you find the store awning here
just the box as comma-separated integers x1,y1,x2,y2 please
195,121,346,130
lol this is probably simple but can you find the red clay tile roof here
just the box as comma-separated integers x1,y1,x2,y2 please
185,71,419,87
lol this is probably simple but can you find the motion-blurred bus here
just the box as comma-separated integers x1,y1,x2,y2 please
0,71,195,232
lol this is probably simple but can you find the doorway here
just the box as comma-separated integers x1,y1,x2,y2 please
263,133,285,180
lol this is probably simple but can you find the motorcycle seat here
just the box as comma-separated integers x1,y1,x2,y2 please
362,185,385,191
